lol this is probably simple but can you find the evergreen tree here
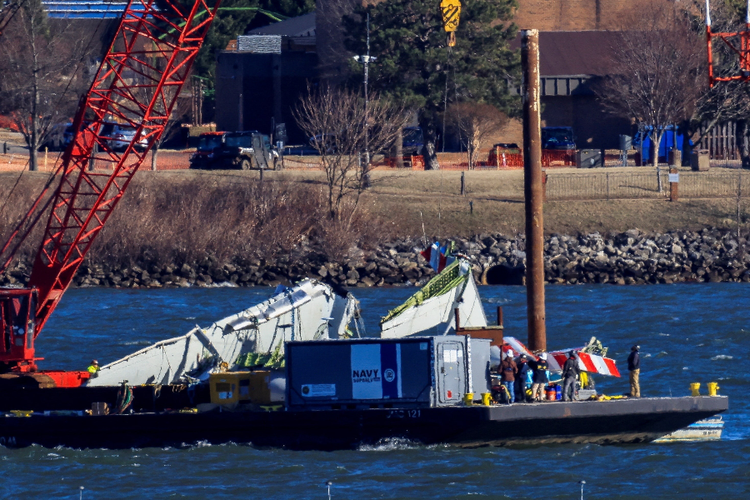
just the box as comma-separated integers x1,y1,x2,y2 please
344,0,520,169
192,0,261,87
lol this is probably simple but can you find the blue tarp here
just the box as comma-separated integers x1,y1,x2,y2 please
633,126,693,163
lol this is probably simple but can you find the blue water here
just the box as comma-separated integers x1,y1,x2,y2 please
2,284,749,499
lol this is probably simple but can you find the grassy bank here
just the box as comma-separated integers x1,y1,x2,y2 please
0,170,391,269
0,168,746,270
283,168,746,237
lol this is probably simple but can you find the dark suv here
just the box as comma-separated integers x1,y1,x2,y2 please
189,132,227,169
541,127,576,150
215,131,277,170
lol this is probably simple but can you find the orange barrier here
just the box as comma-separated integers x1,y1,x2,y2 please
542,149,576,167
0,116,20,131
378,156,425,170
488,147,524,169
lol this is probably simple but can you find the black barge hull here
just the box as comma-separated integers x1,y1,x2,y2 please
0,396,728,450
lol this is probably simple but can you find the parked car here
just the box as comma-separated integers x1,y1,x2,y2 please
38,123,70,151
402,126,424,155
216,131,277,170
541,127,576,150
189,131,227,169
492,142,520,151
100,122,148,152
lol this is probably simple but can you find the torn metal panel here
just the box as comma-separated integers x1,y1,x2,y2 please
380,260,487,339
86,280,358,386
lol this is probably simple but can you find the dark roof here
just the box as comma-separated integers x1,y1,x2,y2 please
512,31,621,77
247,12,316,38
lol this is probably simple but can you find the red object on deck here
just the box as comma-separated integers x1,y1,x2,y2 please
40,370,91,388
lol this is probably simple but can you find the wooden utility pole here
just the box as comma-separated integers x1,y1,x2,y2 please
522,29,546,353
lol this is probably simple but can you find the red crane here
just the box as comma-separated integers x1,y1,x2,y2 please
0,0,220,382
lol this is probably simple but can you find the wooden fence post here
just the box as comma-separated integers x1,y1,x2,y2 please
606,172,610,201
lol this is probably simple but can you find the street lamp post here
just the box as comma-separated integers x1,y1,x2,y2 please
354,12,375,187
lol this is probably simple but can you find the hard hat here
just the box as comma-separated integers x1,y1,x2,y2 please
632,345,640,351
540,353,547,360
520,354,527,359
91,360,99,365
569,351,576,357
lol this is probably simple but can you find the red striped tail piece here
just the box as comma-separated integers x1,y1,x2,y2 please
503,336,621,378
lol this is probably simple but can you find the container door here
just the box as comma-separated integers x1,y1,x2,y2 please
437,341,465,404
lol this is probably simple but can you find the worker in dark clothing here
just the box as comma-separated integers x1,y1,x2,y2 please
530,353,549,401
628,345,641,397
562,351,579,401
499,350,518,404
515,354,531,403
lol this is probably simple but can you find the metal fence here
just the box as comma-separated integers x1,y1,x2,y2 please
546,170,750,201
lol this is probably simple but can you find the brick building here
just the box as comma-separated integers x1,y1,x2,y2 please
215,13,318,144
213,0,681,151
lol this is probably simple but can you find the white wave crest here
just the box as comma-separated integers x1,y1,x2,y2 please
209,282,238,288
483,297,511,304
711,355,733,361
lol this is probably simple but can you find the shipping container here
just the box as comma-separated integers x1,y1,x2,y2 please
286,336,491,409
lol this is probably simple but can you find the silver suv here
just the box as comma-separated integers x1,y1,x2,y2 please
100,122,148,152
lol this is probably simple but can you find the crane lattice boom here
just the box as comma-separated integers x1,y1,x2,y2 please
0,0,220,373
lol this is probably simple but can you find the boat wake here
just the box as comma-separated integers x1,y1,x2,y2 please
358,438,422,452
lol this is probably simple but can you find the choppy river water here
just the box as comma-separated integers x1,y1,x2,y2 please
1,284,748,499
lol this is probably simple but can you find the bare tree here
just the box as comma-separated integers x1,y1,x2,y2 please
447,102,508,169
596,3,704,166
0,1,99,170
293,85,405,222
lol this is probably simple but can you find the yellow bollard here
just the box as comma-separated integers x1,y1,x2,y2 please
463,393,474,406
481,392,492,406
707,382,719,396
690,382,700,396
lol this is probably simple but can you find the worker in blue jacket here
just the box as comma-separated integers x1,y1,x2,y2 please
515,354,531,403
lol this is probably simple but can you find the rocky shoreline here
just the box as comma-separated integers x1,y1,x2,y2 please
2,228,749,289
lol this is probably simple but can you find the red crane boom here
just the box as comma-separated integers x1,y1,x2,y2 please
706,0,750,86
0,0,220,375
